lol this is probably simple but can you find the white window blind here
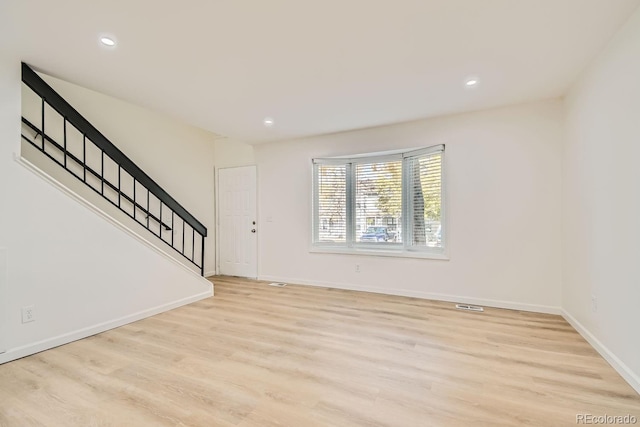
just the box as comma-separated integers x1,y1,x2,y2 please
313,144,445,255
405,150,443,248
355,160,402,243
315,164,347,243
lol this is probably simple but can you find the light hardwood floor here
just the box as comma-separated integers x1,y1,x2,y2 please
1,276,638,426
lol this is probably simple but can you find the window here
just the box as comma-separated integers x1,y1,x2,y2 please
316,164,346,243
313,145,445,256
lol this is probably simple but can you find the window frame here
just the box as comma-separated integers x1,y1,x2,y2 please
312,144,447,259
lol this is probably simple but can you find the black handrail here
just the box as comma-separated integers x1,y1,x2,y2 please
21,62,207,275
21,63,207,237
22,118,172,231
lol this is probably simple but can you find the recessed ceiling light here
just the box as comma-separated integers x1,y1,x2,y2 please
263,117,274,127
465,77,479,87
100,36,116,47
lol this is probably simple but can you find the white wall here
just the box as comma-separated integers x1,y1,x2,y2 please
0,56,212,363
214,138,255,170
29,73,218,274
255,100,563,313
0,55,19,355
563,6,640,392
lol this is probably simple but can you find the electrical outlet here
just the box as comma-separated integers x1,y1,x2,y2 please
22,305,35,323
591,296,597,313
355,264,360,273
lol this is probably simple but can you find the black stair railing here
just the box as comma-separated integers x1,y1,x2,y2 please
20,62,207,275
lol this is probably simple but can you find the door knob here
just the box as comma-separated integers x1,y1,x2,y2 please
251,229,256,233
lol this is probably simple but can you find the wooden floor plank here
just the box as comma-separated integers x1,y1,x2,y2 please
0,275,638,426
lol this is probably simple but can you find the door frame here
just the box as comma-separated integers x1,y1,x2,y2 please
214,165,258,278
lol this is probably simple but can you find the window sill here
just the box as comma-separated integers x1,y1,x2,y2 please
309,246,449,260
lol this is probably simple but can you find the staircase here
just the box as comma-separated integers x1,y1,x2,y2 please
20,63,207,275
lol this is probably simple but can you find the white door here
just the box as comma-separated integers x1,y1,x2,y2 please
218,166,257,278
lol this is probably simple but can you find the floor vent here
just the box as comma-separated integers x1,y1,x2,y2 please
455,304,484,312
268,282,287,287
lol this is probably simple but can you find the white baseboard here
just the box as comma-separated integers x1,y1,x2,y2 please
562,310,640,395
205,270,217,278
0,288,212,365
258,275,561,315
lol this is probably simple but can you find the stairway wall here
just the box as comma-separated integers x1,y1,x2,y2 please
0,57,212,363
22,71,218,275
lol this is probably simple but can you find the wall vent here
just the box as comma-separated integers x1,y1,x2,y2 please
455,304,484,312
268,282,287,287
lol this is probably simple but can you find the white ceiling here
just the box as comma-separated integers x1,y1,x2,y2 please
3,0,639,143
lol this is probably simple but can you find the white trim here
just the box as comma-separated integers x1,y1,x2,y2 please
0,248,7,354
15,154,209,284
258,275,560,315
562,310,640,395
403,144,445,158
313,144,444,164
0,289,212,365
309,246,449,260
255,164,261,279
215,165,258,278
214,166,220,275
204,270,217,277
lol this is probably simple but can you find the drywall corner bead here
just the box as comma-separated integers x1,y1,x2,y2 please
0,247,8,354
